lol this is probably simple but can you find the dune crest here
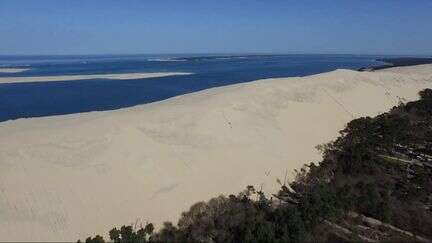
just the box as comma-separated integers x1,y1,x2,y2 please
0,65,431,241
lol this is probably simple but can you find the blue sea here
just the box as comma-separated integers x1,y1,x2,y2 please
0,54,385,122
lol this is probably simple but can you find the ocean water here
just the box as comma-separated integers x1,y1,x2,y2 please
0,54,384,122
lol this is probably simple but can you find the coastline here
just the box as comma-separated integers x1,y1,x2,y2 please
358,57,432,71
1,64,431,241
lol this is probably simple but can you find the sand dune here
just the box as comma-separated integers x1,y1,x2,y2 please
0,65,431,241
0,72,191,84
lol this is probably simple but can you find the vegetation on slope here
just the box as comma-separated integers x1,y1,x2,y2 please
80,89,432,243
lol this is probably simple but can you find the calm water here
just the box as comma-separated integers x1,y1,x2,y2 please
0,54,385,122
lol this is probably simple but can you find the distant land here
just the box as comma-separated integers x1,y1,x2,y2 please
359,57,432,71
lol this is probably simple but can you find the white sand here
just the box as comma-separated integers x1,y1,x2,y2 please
0,68,31,73
0,65,431,241
0,72,191,84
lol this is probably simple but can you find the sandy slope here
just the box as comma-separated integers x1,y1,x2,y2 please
0,72,191,84
0,65,431,241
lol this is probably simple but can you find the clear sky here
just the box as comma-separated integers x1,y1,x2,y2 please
0,0,431,55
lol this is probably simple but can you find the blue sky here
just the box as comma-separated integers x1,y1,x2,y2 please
0,0,431,55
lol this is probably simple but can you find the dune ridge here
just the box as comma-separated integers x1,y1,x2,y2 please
0,65,431,241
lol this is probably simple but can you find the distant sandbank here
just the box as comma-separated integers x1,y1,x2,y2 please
0,68,31,73
0,65,431,241
0,72,192,84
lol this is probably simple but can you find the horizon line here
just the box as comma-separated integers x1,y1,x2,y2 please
0,52,431,58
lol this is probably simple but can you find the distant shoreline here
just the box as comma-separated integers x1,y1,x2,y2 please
358,57,432,71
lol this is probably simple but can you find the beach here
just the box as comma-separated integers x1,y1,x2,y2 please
0,64,431,241
0,72,191,84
